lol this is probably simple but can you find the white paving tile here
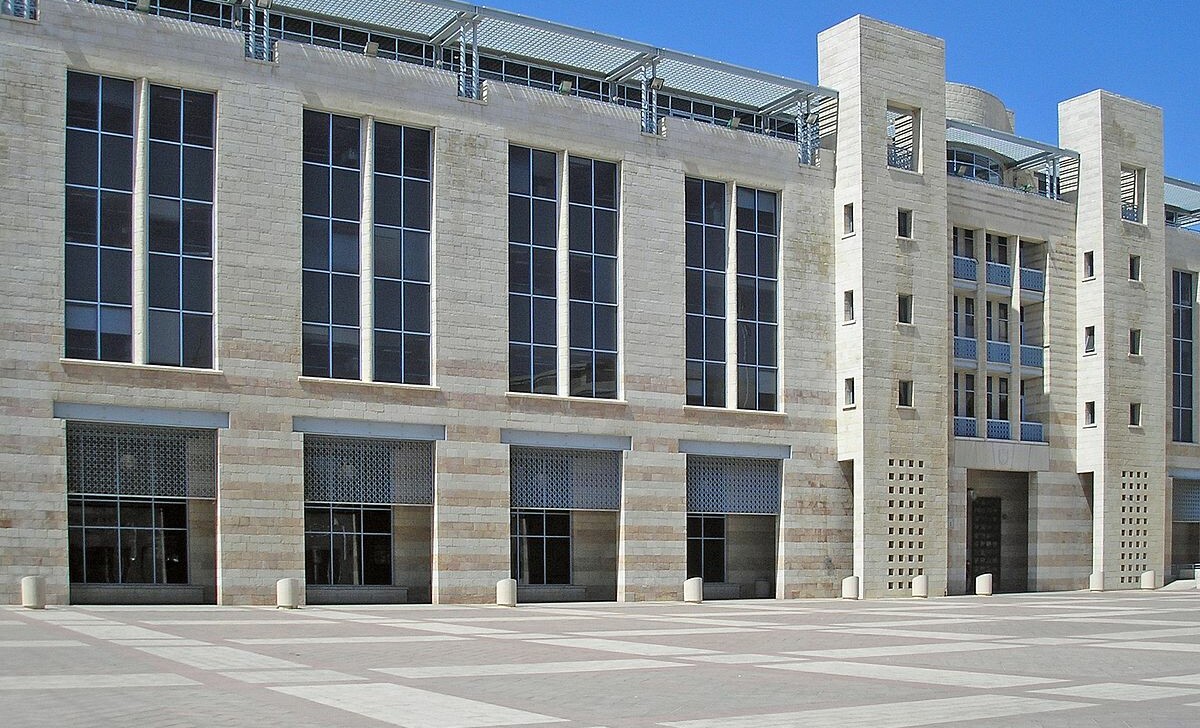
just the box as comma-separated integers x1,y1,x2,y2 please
137,645,306,670
1092,641,1200,653
111,638,212,647
681,654,800,664
376,658,687,679
1091,627,1200,641
392,622,513,635
532,638,715,656
573,627,759,637
1033,682,1199,701
142,619,336,626
1001,637,1100,646
0,673,198,690
659,695,1086,728
787,642,1021,659
765,661,1061,688
219,669,365,684
0,640,87,647
230,635,464,645
828,627,1010,641
60,624,179,640
1148,673,1200,686
271,682,566,727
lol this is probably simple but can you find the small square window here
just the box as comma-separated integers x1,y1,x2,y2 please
897,208,913,238
844,290,855,323
843,203,854,235
1129,402,1142,427
1084,400,1096,426
898,380,914,408
897,294,913,324
844,377,856,407
1083,251,1095,279
1129,328,1141,355
1084,325,1095,354
1129,254,1141,282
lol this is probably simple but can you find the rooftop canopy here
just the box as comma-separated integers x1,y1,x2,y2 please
945,119,1078,169
276,0,837,112
1166,177,1200,228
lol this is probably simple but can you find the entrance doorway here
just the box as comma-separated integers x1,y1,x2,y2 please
969,496,1002,588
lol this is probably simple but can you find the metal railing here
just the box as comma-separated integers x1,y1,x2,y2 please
1019,267,1045,293
953,256,977,282
954,417,978,438
986,340,1010,364
954,336,978,361
1020,421,1045,442
1,0,36,18
887,143,914,171
1020,344,1043,369
986,419,1012,440
1121,202,1141,222
986,261,1012,287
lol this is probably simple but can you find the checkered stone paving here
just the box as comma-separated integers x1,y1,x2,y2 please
3,590,1200,727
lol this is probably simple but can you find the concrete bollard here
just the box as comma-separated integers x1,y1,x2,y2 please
841,575,859,600
496,578,517,607
754,579,770,599
1140,571,1156,590
1089,571,1104,592
276,577,302,609
683,577,703,603
21,576,46,609
912,574,929,598
975,573,993,596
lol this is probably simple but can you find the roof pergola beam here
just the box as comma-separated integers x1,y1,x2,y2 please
605,51,660,84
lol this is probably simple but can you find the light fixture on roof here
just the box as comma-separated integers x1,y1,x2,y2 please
365,41,379,57
135,0,150,11
648,76,665,92
257,0,272,7
805,112,819,125
557,80,573,95
728,116,741,130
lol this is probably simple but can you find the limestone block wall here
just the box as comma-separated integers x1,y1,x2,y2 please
945,83,1014,133
0,0,840,604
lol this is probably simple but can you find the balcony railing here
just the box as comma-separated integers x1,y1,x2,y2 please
953,256,977,282
986,340,1010,364
1020,421,1045,442
1121,202,1141,222
1019,267,1045,293
954,417,978,438
986,419,1012,440
887,143,914,171
954,336,978,361
1,0,36,18
1020,344,1044,369
985,261,1012,287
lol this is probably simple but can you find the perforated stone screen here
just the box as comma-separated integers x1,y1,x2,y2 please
66,422,217,499
686,455,781,515
303,436,433,505
510,447,621,511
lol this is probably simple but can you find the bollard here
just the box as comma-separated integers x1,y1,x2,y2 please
841,575,859,600
683,577,703,603
21,576,46,609
496,578,517,607
276,577,302,609
754,579,770,599
1089,571,1104,592
911,574,929,598
1140,571,1156,590
975,573,993,596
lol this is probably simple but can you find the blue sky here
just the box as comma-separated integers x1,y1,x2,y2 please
488,1,1198,179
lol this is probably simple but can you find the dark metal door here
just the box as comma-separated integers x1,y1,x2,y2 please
970,497,1002,589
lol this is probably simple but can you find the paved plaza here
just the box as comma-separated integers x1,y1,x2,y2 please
2,591,1200,727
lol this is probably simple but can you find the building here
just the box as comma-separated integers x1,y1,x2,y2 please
2,0,1199,606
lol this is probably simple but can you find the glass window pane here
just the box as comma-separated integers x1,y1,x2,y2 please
302,324,330,377
373,226,402,279
181,202,212,256
531,150,556,198
304,217,330,271
303,110,329,164
330,274,360,326
330,327,360,379
161,529,188,584
330,168,360,221
65,244,97,302
100,77,134,134
99,247,132,306
403,128,431,180
509,294,531,343
302,271,330,324
531,247,554,297
403,283,430,333
531,199,556,247
65,186,98,245
305,531,331,584
593,161,617,209
330,115,361,169
374,123,403,176
66,129,98,187
302,164,330,217
182,90,214,147
182,313,212,368
362,534,392,585
508,146,530,196
594,305,617,352
181,258,212,312
509,195,531,245
148,253,180,309
67,72,100,130
119,500,153,528
593,209,616,256
374,278,403,330
568,156,591,204
182,146,214,202
330,221,359,273
149,85,182,142
532,296,555,345
374,176,403,227
403,179,430,230
99,191,133,248
375,330,403,382
532,346,556,394
148,309,181,366
120,529,154,583
545,538,571,584
594,352,617,398
65,303,98,359
84,528,118,583
149,197,181,253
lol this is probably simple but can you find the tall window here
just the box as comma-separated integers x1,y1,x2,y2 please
735,187,778,411
511,509,570,585
953,296,975,338
952,227,975,259
373,122,431,384
687,514,725,583
986,233,1008,264
954,372,975,418
147,85,215,368
508,146,558,394
986,301,1009,342
685,177,727,407
567,156,619,398
302,110,361,379
1174,270,1194,442
987,376,1009,420
64,72,134,361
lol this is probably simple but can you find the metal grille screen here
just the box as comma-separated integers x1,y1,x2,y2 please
66,422,217,499
1174,479,1200,523
510,447,621,511
687,455,781,515
303,436,433,505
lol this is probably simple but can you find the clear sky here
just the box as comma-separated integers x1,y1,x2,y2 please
486,0,1198,179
